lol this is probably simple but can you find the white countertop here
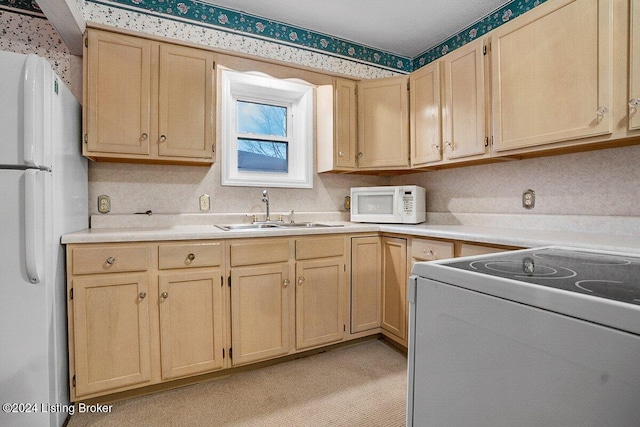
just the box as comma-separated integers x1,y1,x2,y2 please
61,220,640,255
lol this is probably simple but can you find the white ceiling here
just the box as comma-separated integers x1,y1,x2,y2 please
202,0,509,58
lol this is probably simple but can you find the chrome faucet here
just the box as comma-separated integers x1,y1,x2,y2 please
262,190,270,222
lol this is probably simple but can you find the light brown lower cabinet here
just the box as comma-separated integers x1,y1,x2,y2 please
158,269,225,379
295,256,345,350
67,241,227,400
380,237,408,342
350,236,382,333
230,263,293,366
71,273,152,397
67,234,520,401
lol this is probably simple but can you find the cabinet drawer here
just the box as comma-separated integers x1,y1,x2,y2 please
295,236,344,260
230,239,290,267
411,238,454,261
71,245,149,275
158,242,222,270
458,243,510,257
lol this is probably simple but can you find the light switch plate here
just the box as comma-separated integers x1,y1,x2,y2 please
98,195,110,213
199,194,210,212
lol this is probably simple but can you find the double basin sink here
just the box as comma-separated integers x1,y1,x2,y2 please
215,222,344,231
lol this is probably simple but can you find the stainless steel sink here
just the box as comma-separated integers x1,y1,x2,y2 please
215,223,280,231
215,222,343,231
276,222,343,228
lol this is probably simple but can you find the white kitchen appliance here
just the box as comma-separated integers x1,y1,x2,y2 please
350,185,425,224
0,51,87,427
407,246,640,427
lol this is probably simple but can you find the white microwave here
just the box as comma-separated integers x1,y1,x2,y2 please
350,185,426,224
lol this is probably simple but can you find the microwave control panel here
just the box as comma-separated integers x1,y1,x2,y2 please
403,191,414,214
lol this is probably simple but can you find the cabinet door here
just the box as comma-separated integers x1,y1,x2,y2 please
491,0,613,151
411,61,443,166
158,270,224,380
85,30,151,155
442,38,488,160
296,258,345,350
334,78,358,169
350,237,381,333
231,263,292,366
72,273,151,397
158,44,215,159
317,79,357,172
381,237,407,341
631,0,640,131
357,76,410,168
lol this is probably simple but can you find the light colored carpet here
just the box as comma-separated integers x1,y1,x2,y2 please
67,339,407,427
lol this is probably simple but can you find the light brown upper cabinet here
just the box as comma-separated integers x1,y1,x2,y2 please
317,78,358,172
83,29,215,165
491,0,614,153
442,37,491,163
357,75,410,169
410,38,490,168
630,0,640,131
410,61,443,167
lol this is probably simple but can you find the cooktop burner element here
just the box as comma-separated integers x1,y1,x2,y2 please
443,248,640,305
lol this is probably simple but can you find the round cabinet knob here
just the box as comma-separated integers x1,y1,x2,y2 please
106,256,116,265
629,98,640,109
159,135,167,142
596,106,608,120
141,133,148,140
445,141,454,151
161,292,169,299
357,152,363,158
139,292,147,299
298,277,305,286
187,253,195,262
283,279,290,288
423,249,435,259
431,144,439,150
338,151,345,157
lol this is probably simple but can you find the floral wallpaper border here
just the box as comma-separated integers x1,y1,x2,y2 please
1,0,550,72
91,0,413,73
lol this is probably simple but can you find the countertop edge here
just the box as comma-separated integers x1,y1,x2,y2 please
61,222,640,255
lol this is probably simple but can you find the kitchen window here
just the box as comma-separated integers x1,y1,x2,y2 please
220,69,314,188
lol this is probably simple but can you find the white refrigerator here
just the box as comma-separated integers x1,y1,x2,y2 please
0,51,88,427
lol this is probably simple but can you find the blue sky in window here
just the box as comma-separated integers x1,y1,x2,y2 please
237,101,287,137
237,101,288,172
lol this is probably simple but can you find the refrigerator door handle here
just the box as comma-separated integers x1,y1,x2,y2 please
22,55,43,169
25,169,41,284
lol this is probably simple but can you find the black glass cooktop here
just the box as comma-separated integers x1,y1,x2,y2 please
442,248,640,305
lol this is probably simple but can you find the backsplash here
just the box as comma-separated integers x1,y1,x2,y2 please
392,144,640,219
88,162,388,216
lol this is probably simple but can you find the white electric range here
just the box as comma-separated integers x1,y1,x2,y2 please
407,246,640,427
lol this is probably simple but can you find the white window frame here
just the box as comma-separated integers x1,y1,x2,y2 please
220,69,314,188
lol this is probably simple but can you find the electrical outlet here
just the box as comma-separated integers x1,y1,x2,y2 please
199,194,210,212
522,189,535,209
98,195,110,213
